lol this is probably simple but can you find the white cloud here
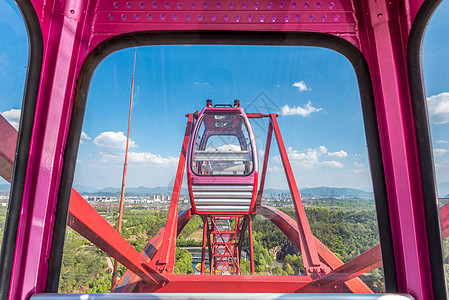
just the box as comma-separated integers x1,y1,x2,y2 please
427,92,449,124
328,150,347,158
127,152,178,165
279,102,322,117
349,168,369,174
435,159,449,168
194,81,210,87
98,151,121,163
97,151,178,167
275,146,341,169
93,131,137,150
206,144,241,152
292,81,311,91
436,140,448,144
285,146,321,168
353,162,364,168
80,132,91,144
1,108,21,130
320,161,344,168
318,146,328,154
434,148,449,156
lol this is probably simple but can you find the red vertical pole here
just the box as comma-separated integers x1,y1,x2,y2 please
269,114,324,276
111,47,137,290
207,220,213,275
155,113,194,272
248,215,255,275
201,218,208,275
256,122,273,208
235,217,240,275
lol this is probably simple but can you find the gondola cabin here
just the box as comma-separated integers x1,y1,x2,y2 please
187,100,258,215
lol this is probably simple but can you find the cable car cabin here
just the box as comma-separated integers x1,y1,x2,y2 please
187,100,258,215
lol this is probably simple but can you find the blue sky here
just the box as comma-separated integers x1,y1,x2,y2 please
1,0,449,196
76,45,368,191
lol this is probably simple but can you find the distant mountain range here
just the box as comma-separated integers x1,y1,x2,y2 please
2,183,448,199
74,185,373,199
74,185,183,196
264,187,374,199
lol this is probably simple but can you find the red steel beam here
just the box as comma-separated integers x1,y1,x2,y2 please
439,202,449,239
201,218,208,274
141,274,312,293
248,216,255,275
113,207,194,292
269,114,324,274
255,121,273,208
0,114,18,182
68,189,168,285
209,217,242,275
246,113,270,118
156,113,194,271
298,245,382,293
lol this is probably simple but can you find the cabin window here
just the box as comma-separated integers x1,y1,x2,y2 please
62,42,384,293
192,113,254,176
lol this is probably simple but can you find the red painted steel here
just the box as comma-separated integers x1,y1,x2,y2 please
0,114,17,182
440,203,449,239
155,113,194,272
298,245,382,293
248,216,255,275
201,218,208,275
113,208,194,292
141,274,313,293
269,114,326,277
68,189,168,286
255,121,273,208
209,217,243,275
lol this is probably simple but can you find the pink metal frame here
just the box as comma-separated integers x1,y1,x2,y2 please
1,0,442,299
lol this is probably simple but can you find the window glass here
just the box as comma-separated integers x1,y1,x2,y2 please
422,0,449,293
192,113,254,175
63,44,384,293
0,0,28,255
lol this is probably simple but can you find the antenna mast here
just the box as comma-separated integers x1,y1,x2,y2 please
111,47,137,290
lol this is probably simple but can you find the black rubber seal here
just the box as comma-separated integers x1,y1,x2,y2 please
0,0,43,299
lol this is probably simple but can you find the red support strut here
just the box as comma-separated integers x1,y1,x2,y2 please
268,114,327,278
155,113,194,273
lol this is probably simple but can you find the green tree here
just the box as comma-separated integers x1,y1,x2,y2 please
272,265,284,275
174,247,193,274
284,262,294,275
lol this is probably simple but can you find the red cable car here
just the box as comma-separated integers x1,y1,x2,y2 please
187,99,258,215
